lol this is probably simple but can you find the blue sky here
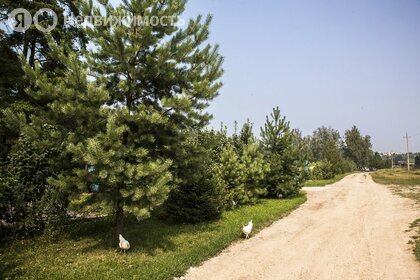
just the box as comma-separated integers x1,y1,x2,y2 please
177,0,420,153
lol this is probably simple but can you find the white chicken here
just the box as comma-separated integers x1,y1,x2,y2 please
241,220,253,239
119,234,130,255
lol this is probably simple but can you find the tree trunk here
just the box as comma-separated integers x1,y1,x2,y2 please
23,31,29,62
29,39,36,68
114,200,124,241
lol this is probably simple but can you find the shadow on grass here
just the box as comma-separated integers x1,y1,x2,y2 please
0,258,23,280
60,215,219,256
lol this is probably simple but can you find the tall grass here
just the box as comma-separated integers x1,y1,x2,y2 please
371,168,420,186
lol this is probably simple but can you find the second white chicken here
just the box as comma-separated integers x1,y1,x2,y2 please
241,220,253,239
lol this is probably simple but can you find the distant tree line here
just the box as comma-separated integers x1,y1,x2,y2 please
300,125,391,180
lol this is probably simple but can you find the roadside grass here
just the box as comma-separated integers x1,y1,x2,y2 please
303,172,354,187
407,219,420,261
0,193,306,280
371,168,420,261
371,168,420,187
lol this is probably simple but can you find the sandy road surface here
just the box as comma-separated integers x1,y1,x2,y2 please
183,173,419,280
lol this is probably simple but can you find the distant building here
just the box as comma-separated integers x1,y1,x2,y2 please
415,156,420,168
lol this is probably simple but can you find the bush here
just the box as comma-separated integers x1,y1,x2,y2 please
166,131,226,223
309,159,335,180
213,144,245,209
214,141,270,207
240,142,270,203
339,158,358,173
0,136,67,237
166,172,225,223
264,152,302,198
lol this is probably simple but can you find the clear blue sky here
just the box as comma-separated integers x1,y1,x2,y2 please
115,0,420,152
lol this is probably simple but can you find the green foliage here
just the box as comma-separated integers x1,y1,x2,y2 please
1,0,86,70
369,152,390,170
72,0,223,232
167,131,225,223
214,140,269,207
260,107,302,198
309,159,335,180
214,143,245,208
82,0,223,131
344,126,372,170
0,0,86,160
55,108,173,222
240,142,270,204
303,172,354,187
340,158,358,173
239,119,255,146
306,126,344,175
0,136,67,237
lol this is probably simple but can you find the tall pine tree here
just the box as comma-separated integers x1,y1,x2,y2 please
57,0,224,234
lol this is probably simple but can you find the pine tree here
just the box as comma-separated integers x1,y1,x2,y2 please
61,108,173,232
240,142,270,204
214,143,245,208
2,40,110,235
0,31,25,159
230,120,255,154
21,38,173,236
1,0,86,166
166,131,225,223
260,107,302,198
239,119,255,145
1,0,86,70
81,0,223,132
59,0,223,233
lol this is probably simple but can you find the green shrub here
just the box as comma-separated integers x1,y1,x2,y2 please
309,159,335,180
214,143,245,209
240,142,270,203
166,131,226,223
339,158,357,173
0,136,67,237
214,141,270,207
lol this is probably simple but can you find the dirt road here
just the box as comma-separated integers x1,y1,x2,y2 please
183,173,420,280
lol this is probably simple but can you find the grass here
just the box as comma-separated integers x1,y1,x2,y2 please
371,168,420,261
408,219,420,261
303,172,354,187
0,193,306,280
371,168,420,187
